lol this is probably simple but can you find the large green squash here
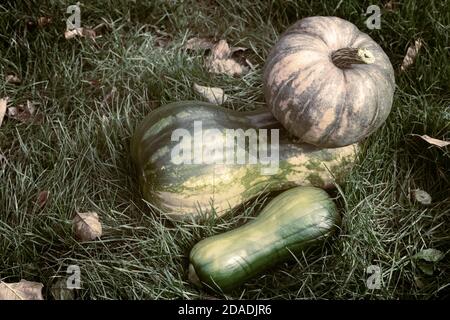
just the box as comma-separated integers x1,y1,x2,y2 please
131,101,357,220
263,16,395,147
189,186,340,291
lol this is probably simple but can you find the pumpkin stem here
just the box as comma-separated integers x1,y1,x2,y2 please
331,48,375,69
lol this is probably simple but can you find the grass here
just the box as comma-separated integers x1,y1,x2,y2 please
0,0,449,299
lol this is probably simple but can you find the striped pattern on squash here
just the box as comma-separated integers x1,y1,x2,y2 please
131,101,357,220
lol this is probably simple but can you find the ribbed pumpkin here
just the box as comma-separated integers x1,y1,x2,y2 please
263,16,395,147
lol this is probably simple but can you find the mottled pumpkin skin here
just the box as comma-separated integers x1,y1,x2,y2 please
263,16,395,147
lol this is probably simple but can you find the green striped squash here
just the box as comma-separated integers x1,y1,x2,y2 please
189,186,340,291
131,101,357,220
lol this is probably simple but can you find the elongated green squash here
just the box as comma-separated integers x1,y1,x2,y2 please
189,186,339,291
131,101,357,220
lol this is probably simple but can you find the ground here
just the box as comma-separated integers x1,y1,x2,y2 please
0,0,449,299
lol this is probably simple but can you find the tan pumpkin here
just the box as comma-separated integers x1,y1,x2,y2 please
263,16,395,147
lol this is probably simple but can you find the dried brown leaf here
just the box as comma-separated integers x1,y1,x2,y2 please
64,28,83,39
5,74,21,85
6,100,42,124
0,280,44,300
210,40,231,60
400,38,423,72
193,83,228,105
206,58,248,76
0,97,8,127
82,28,96,39
411,189,432,205
7,107,18,117
205,40,249,76
183,37,214,51
412,134,450,147
384,0,399,11
73,211,103,241
64,27,96,40
36,191,50,209
37,16,52,27
26,100,36,115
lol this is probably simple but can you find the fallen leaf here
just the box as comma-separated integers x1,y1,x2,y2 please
384,0,399,11
230,45,255,71
413,248,444,263
0,97,8,127
64,27,96,40
183,37,214,51
0,279,44,300
210,40,231,60
207,59,248,76
73,211,103,241
82,28,96,39
36,191,50,209
193,83,228,105
205,40,249,76
50,278,75,300
412,134,450,147
411,189,432,205
7,107,17,117
413,248,444,276
6,100,43,124
5,74,21,85
400,38,423,72
64,28,83,39
37,16,52,27
26,99,36,115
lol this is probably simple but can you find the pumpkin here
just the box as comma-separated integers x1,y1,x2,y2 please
130,101,357,220
263,16,395,147
188,186,339,291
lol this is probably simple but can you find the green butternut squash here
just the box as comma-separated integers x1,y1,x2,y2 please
131,101,357,220
189,186,340,291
